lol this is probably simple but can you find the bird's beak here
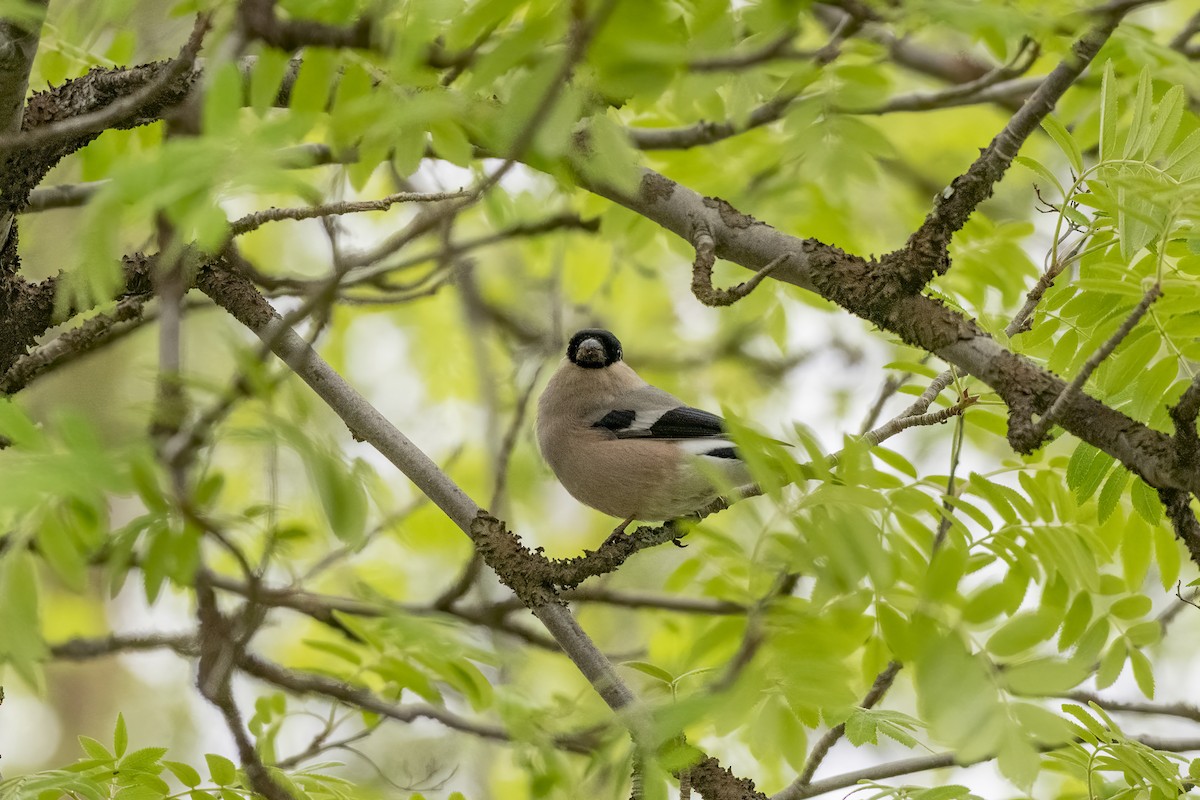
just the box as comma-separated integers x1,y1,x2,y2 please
575,337,606,366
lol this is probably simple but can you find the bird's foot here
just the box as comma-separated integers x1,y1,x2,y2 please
669,520,688,548
601,515,637,548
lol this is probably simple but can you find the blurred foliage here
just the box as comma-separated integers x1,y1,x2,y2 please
1,0,1199,799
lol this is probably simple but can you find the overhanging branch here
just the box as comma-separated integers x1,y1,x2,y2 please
582,169,1200,520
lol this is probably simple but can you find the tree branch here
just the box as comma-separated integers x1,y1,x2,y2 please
49,632,197,660
193,260,652,728
1019,283,1161,449
691,219,790,306
0,0,47,247
902,1,1147,274
0,14,210,154
777,661,903,799
237,0,373,51
580,169,1200,514
229,191,472,236
235,651,597,751
776,734,1200,799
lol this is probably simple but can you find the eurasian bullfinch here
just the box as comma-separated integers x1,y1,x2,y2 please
536,329,752,528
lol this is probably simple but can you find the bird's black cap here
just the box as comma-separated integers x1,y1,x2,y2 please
567,329,623,369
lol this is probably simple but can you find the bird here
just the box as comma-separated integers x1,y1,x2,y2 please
536,328,752,534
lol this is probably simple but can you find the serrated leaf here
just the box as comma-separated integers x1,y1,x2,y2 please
1058,593,1092,651
119,747,168,772
1014,155,1064,196
1067,442,1114,504
164,761,202,788
1128,646,1155,699
1097,467,1130,524
1042,116,1082,174
204,754,237,786
1122,68,1153,159
113,713,128,758
1003,658,1088,695
1165,128,1200,174
1153,524,1181,591
1121,517,1152,589
1095,638,1127,689
79,735,113,761
1130,477,1162,524
844,709,877,746
1099,61,1119,160
621,661,675,684
1109,594,1151,619
1145,86,1183,162
986,611,1058,656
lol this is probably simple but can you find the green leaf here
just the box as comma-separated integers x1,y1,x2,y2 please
1066,442,1114,504
916,631,1005,760
1145,86,1184,162
164,761,202,788
1058,593,1092,651
1122,68,1153,159
119,747,168,772
307,451,368,545
202,61,243,138
1130,477,1162,524
1125,620,1162,647
1165,128,1200,174
1041,116,1082,174
844,708,877,746
1109,594,1151,619
0,550,47,690
1121,516,1152,589
1099,61,1119,160
1153,524,1181,591
204,754,237,786
79,735,113,761
1095,638,1127,689
289,49,336,114
1014,155,1064,196
986,611,1058,657
1096,467,1130,524
378,657,443,705
1128,646,1155,699
1002,658,1088,695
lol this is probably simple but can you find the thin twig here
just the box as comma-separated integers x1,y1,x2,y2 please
1061,691,1200,723
783,662,903,794
238,651,595,752
50,632,197,660
230,191,471,236
687,30,800,71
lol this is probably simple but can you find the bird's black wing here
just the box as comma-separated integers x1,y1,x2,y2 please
593,405,726,440
645,406,725,439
